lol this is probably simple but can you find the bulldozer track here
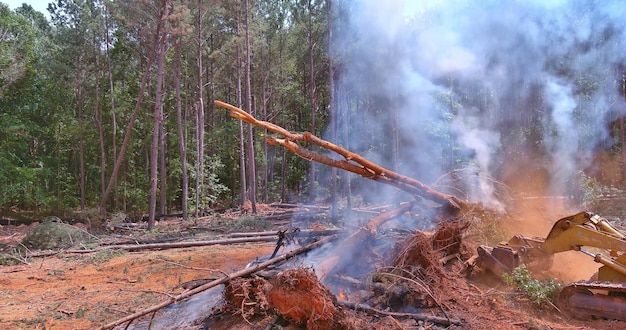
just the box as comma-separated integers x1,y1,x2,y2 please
559,280,626,321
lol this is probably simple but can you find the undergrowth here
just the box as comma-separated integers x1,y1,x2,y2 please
503,265,562,306
21,217,96,250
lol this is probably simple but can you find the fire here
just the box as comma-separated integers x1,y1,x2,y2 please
338,287,346,300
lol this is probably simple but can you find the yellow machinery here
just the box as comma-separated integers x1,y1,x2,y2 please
477,211,626,320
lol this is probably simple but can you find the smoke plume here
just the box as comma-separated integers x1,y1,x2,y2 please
331,0,626,209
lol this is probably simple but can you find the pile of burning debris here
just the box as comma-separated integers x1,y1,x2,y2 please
214,216,473,330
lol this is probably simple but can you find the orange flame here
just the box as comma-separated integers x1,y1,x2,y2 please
338,288,346,300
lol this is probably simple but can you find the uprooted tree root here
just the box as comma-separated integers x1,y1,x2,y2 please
224,268,370,329
369,218,474,313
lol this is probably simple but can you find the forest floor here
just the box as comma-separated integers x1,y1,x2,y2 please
0,204,624,330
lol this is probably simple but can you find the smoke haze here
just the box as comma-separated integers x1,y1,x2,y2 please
331,0,626,210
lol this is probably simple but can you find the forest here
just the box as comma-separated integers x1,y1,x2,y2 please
2,0,626,228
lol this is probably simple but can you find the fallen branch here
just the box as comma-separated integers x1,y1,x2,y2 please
337,299,464,327
96,235,338,330
317,200,417,280
226,228,341,238
26,236,280,258
214,100,465,211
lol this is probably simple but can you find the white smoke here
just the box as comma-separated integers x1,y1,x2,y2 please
331,0,626,206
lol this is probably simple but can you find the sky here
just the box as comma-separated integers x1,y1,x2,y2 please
2,0,51,18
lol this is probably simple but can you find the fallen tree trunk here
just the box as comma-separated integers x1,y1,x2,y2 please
96,234,338,330
214,100,465,212
26,236,282,258
316,200,418,280
226,228,341,238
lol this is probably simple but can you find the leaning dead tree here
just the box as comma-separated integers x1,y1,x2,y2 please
214,100,466,212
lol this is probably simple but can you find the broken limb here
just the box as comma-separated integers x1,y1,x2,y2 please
214,100,465,211
25,236,281,258
96,234,338,330
316,200,417,281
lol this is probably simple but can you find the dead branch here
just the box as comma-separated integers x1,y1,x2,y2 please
337,299,463,327
317,200,417,280
26,236,280,258
214,100,465,211
96,234,338,330
226,228,341,238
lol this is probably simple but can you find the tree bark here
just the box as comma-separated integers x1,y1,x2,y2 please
327,0,337,219
148,0,169,230
76,52,86,211
236,7,247,206
307,0,317,201
173,19,188,221
95,40,106,202
195,0,206,218
244,0,257,214
104,9,118,209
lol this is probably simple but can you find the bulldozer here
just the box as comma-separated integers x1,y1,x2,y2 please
476,211,626,320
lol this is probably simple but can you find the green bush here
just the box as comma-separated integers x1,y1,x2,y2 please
502,265,562,306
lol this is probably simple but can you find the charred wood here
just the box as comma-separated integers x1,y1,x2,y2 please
337,299,464,327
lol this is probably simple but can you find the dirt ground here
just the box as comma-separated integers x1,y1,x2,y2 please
0,239,275,329
0,208,624,330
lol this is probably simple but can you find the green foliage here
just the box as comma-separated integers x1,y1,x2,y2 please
208,216,271,232
188,155,230,210
0,4,36,95
577,171,626,209
502,265,562,306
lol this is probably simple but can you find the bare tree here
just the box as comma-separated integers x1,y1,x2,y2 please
173,1,189,221
104,7,118,208
236,4,247,206
327,0,338,218
244,0,257,213
147,0,171,230
307,0,317,201
194,0,206,218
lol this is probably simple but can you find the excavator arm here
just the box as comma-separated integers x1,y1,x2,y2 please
478,212,626,278
477,211,626,320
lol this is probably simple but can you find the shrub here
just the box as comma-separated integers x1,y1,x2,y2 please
503,264,562,306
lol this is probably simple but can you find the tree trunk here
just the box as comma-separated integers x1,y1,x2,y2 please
237,8,247,206
76,54,86,211
174,24,188,221
95,46,106,201
307,0,317,201
195,0,206,218
340,88,352,213
208,33,216,156
327,0,337,219
244,0,257,214
148,0,169,230
159,104,167,215
104,8,118,209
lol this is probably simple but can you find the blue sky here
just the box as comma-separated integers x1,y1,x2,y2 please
2,0,51,18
